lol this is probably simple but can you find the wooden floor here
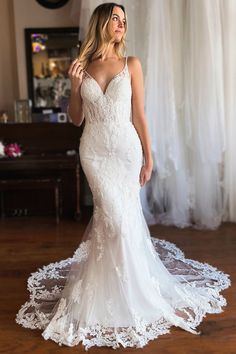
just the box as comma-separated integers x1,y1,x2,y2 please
0,209,235,354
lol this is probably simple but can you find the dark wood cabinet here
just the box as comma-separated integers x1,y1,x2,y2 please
0,122,85,220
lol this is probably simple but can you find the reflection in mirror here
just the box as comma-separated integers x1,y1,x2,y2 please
25,27,80,114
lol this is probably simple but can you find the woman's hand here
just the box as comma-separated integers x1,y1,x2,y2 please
68,59,84,94
139,161,153,187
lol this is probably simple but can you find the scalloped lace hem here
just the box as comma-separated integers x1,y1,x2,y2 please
42,317,174,349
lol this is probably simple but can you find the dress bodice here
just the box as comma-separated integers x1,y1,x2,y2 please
80,56,132,125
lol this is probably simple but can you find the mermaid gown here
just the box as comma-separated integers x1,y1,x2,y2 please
15,56,231,350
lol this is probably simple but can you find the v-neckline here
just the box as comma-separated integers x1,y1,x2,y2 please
84,57,127,96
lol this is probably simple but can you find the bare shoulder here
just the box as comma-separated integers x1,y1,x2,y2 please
127,56,143,78
127,56,141,67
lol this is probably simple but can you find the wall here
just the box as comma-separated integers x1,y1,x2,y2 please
0,0,18,119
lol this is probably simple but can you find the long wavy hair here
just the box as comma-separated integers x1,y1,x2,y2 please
78,2,127,70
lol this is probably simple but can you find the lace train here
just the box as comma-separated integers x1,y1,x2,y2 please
15,235,231,350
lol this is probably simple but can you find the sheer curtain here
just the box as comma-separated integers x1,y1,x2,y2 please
183,0,226,229
71,0,236,229
141,0,191,228
221,0,236,223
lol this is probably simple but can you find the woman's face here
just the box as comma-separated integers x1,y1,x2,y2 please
107,6,126,43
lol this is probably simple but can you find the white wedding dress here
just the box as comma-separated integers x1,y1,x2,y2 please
16,56,231,350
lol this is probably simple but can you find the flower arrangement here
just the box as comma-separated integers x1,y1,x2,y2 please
0,141,22,158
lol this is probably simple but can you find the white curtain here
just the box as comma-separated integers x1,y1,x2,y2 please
72,0,236,229
142,0,191,228
221,0,236,223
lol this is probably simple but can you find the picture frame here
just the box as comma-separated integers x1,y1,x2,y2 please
14,99,32,123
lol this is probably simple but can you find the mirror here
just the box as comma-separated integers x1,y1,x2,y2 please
35,0,70,9
25,27,80,114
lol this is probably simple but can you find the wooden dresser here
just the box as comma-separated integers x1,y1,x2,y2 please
0,122,85,220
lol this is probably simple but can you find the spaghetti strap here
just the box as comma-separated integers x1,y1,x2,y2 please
83,69,92,78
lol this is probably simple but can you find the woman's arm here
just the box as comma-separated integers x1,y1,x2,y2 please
67,59,85,126
129,56,153,185
67,89,84,127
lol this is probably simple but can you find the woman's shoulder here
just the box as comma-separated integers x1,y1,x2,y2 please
126,56,141,65
126,56,142,75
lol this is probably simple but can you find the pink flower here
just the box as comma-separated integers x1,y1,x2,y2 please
4,143,22,157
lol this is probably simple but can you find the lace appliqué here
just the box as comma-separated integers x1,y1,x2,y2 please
15,237,231,350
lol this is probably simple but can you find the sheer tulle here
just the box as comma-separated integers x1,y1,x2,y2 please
15,210,231,349
16,57,231,350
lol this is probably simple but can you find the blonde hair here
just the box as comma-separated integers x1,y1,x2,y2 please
78,2,127,69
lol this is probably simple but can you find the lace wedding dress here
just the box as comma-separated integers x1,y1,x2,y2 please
16,56,231,350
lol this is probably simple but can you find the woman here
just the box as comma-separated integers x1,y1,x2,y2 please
68,3,153,188
16,2,231,350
